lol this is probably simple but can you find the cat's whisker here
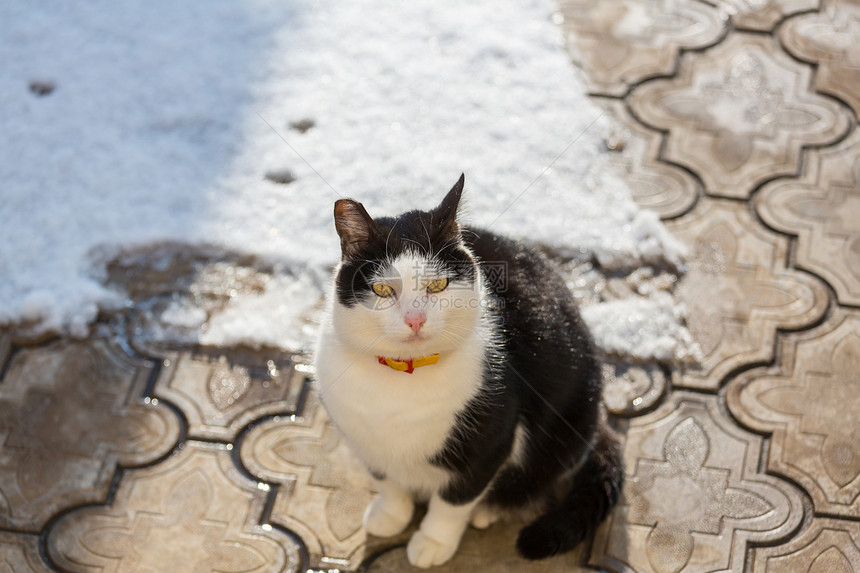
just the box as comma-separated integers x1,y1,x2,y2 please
438,332,465,347
384,219,399,261
401,237,428,256
420,214,434,256
432,238,460,260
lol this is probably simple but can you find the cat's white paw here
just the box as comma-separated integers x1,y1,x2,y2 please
406,530,459,569
469,503,500,529
363,496,413,537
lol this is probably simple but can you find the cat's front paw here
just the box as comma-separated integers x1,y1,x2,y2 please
406,530,459,569
363,496,413,537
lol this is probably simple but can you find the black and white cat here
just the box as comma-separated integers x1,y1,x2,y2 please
315,174,622,568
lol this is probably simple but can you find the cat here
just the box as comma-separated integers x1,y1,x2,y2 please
314,174,623,568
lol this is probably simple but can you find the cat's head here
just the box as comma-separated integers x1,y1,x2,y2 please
330,174,483,359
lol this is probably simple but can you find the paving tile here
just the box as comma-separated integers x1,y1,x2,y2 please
780,0,860,117
556,0,726,97
629,33,851,199
363,519,589,572
151,346,307,442
727,310,860,518
0,339,180,532
756,128,860,306
589,392,803,573
667,198,828,390
712,0,819,31
241,391,382,571
599,99,701,219
751,517,860,572
104,243,270,305
0,531,51,573
48,441,299,573
602,361,667,416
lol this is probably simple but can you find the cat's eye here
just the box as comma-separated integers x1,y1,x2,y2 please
426,278,448,293
372,283,394,297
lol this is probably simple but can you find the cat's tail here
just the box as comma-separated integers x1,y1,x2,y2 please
515,422,623,560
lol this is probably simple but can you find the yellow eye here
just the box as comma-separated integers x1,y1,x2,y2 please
426,277,449,293
372,283,394,297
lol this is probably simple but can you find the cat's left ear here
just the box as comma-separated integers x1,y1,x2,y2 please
435,173,464,237
334,199,379,259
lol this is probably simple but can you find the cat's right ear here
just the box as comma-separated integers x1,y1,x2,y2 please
435,173,465,238
334,199,378,259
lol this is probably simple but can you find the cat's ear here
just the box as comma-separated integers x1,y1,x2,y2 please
334,199,379,259
435,173,464,237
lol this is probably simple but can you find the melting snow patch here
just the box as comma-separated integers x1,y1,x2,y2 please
201,272,324,351
2,0,693,362
581,293,701,363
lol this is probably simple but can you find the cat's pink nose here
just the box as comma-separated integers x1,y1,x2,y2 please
404,310,426,333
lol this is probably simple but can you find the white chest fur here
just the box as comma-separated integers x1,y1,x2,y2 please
315,322,486,495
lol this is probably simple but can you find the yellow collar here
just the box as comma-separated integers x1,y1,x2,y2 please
377,353,440,374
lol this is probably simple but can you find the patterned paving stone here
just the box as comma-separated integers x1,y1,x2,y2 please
241,391,383,572
364,519,589,572
0,339,180,532
599,99,700,219
667,198,828,390
727,310,860,518
589,392,803,573
48,441,299,573
556,0,726,97
751,518,860,572
780,0,860,117
713,0,819,31
0,531,51,573
151,347,308,442
756,129,860,307
602,361,667,417
630,33,851,199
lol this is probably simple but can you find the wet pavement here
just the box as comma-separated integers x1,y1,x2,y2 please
2,1,860,571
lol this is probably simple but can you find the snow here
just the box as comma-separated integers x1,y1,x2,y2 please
1,0,691,361
581,293,701,363
201,272,324,351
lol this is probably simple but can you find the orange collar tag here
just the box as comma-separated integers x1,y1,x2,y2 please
377,353,440,374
